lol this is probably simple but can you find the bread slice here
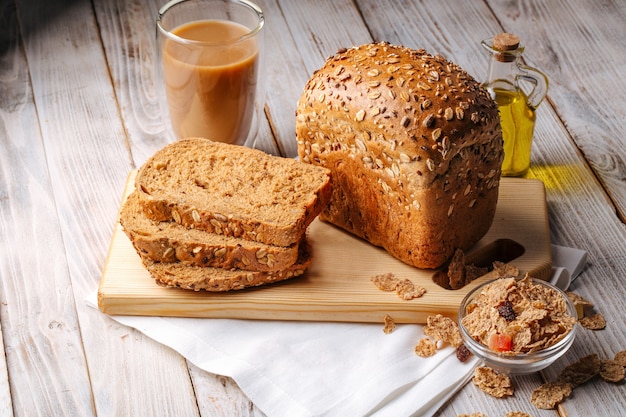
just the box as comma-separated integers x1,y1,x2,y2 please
141,241,312,291
135,138,332,247
120,191,299,271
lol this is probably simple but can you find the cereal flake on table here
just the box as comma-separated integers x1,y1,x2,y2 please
382,314,396,334
472,366,514,398
505,412,533,417
445,248,490,289
370,272,426,300
424,313,463,347
599,359,625,383
371,272,399,291
580,313,606,330
414,337,437,357
557,353,601,388
456,413,488,417
566,290,593,318
530,381,573,409
530,350,626,409
567,290,607,330
614,349,626,366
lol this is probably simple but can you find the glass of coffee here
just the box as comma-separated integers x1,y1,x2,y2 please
157,0,265,146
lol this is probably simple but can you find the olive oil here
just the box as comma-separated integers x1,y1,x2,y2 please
481,33,548,176
493,88,536,177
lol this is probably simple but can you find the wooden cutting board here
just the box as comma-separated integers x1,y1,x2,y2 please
98,172,551,324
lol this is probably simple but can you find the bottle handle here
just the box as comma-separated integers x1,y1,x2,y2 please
517,65,549,109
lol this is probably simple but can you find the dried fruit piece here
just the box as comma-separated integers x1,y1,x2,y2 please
497,300,517,321
456,343,472,362
488,333,513,352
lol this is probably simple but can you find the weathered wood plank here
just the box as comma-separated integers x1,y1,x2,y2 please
0,1,94,415
356,0,626,415
486,0,626,223
13,0,200,415
0,322,14,417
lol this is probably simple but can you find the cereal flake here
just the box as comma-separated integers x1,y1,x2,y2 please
530,381,572,409
414,337,437,357
383,314,396,334
599,359,625,383
557,353,601,388
505,412,533,417
472,366,514,398
614,349,626,367
424,314,462,347
580,313,606,330
371,273,399,291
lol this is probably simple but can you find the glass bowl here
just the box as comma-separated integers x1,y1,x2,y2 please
458,277,577,374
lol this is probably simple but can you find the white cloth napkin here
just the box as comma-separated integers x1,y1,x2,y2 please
87,244,586,417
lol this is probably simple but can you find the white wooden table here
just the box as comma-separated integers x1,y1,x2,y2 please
1,0,625,415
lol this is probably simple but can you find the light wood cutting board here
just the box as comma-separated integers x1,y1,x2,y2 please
98,173,551,324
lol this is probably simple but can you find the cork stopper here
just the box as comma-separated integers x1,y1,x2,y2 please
493,33,520,62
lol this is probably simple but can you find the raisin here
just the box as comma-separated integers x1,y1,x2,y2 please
456,343,472,362
497,300,517,321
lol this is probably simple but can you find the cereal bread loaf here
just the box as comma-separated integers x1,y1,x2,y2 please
141,240,312,291
135,138,332,247
296,42,503,269
120,191,299,271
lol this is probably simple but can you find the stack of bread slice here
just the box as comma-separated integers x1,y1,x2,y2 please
120,137,332,291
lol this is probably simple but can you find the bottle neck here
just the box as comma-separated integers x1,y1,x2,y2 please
484,55,519,92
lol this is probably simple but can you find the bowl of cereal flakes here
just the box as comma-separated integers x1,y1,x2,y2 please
458,275,578,374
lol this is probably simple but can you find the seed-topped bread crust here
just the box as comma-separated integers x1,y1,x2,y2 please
135,138,332,247
121,191,300,271
296,42,503,269
141,240,312,292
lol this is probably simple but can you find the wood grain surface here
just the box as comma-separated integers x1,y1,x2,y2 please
99,174,551,323
1,0,625,416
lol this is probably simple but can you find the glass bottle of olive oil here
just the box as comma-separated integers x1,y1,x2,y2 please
481,33,548,177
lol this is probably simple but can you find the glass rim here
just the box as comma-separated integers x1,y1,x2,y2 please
157,0,264,47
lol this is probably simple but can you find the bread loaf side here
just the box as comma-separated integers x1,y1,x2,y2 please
135,138,332,247
296,42,503,269
121,191,300,271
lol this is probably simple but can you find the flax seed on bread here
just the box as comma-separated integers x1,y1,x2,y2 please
121,191,299,271
135,138,332,247
296,42,503,269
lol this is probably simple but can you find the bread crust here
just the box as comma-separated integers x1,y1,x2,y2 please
296,42,503,269
141,240,312,291
135,138,332,247
121,191,299,271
